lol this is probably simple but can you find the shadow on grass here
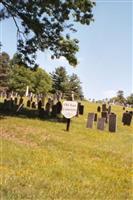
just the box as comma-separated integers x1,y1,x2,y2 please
0,102,67,123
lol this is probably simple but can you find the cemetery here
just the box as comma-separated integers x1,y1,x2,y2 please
0,1,133,199
0,93,133,199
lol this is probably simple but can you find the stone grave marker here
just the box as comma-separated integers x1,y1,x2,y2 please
94,113,97,122
27,100,31,107
56,101,62,114
97,106,101,112
101,111,108,123
102,104,107,112
31,102,36,108
97,118,105,131
122,112,132,126
86,113,95,128
79,105,84,115
108,105,111,114
38,100,42,110
109,113,117,132
14,97,18,105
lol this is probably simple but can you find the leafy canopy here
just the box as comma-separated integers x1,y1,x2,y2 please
0,0,95,67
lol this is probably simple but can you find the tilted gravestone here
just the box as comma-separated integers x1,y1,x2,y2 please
97,118,105,131
97,106,101,112
122,112,132,126
86,113,95,128
101,111,108,123
102,104,107,112
38,100,42,110
14,97,18,105
56,101,62,114
109,113,117,132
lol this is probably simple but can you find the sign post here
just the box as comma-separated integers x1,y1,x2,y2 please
61,101,78,131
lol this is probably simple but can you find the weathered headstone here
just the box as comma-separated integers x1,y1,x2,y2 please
79,105,84,115
109,113,117,132
27,100,31,107
86,113,95,128
56,101,62,114
108,105,111,114
45,102,51,114
102,104,107,112
101,111,108,123
94,113,97,122
19,97,23,106
97,118,105,131
122,112,132,126
97,106,101,112
51,105,57,117
38,100,42,110
14,97,18,105
31,102,36,108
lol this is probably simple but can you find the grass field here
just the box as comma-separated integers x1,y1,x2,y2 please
0,101,133,200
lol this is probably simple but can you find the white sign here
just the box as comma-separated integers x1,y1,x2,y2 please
61,101,78,119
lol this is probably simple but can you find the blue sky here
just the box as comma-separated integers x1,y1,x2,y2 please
0,0,132,100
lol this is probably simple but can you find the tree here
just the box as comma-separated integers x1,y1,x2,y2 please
0,0,95,67
0,52,10,92
127,93,133,105
67,73,83,99
116,90,125,104
32,68,52,95
8,65,33,95
50,66,69,94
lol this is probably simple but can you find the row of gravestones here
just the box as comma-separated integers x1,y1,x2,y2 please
86,112,117,132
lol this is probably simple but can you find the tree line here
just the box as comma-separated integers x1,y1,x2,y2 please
0,52,83,100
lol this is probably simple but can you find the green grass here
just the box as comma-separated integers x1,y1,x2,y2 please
0,101,133,200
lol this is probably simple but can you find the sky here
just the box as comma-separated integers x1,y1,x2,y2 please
0,0,132,100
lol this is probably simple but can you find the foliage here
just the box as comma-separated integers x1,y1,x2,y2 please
50,66,69,94
115,90,126,104
8,65,33,95
0,51,10,92
0,0,95,67
32,67,52,95
127,93,133,105
50,66,83,99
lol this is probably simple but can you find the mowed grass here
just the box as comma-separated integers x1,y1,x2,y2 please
0,102,133,200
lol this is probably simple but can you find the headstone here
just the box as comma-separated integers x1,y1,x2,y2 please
79,105,84,115
86,113,95,128
122,112,132,126
14,97,18,105
123,107,125,110
97,118,105,131
38,100,42,110
31,102,36,108
101,111,108,123
45,102,51,114
94,113,97,122
51,105,57,117
56,101,62,114
19,97,23,106
27,100,31,107
109,113,117,132
108,105,111,114
97,106,101,112
102,104,107,112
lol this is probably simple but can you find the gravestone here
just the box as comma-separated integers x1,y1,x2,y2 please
14,97,18,105
56,101,62,114
94,113,97,122
19,97,23,106
123,107,125,110
102,104,107,112
27,100,31,107
97,118,105,131
101,111,108,123
109,113,117,132
97,106,101,112
122,112,132,126
38,100,42,110
79,105,84,115
86,113,95,128
51,105,57,117
108,105,111,114
31,102,36,108
45,102,51,114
